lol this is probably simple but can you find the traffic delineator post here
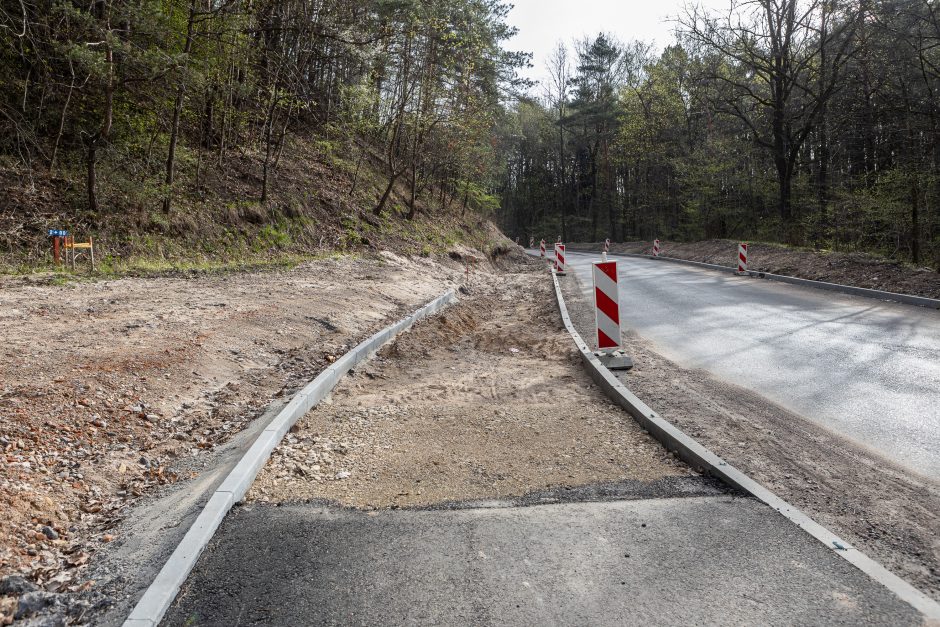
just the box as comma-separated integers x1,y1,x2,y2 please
540,239,546,259
554,244,566,275
738,243,748,273
593,261,621,350
652,239,662,257
604,238,610,253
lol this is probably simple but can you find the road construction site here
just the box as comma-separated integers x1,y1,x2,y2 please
2,245,939,625
164,266,925,626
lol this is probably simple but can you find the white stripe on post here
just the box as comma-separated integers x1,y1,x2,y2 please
738,243,748,273
593,261,622,350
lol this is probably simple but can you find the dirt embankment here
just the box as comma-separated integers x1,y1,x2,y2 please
0,252,471,622
559,274,940,602
572,240,940,300
248,271,693,509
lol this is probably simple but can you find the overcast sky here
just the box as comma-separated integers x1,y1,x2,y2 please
505,0,731,87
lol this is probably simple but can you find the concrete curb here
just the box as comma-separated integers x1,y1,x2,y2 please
549,268,940,620
122,289,458,627
565,247,940,310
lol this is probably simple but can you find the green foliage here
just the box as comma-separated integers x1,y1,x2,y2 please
497,5,940,266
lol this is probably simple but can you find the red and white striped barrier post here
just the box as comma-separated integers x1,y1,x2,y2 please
652,239,661,257
529,237,534,249
540,239,546,259
604,238,611,253
738,243,748,273
593,260,622,350
554,243,566,275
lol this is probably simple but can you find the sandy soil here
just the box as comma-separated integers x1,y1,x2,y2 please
559,274,940,601
0,252,462,611
572,240,940,300
248,271,690,508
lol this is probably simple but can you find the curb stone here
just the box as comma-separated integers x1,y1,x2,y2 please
563,247,940,310
122,289,458,627
549,268,940,620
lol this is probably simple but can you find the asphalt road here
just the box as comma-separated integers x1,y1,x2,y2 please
164,494,920,626
556,251,940,480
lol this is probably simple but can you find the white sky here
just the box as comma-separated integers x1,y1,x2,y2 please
506,0,731,87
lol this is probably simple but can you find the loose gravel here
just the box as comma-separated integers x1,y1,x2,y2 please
248,271,692,508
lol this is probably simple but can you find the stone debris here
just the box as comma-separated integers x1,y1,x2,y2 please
0,254,462,624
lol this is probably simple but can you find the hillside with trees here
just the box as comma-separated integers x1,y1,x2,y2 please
497,1,940,270
0,0,527,269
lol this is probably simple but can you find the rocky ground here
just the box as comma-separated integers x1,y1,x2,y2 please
558,273,940,602
572,240,940,300
0,251,468,624
247,270,692,509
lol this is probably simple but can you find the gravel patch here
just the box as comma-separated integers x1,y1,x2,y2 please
249,271,692,509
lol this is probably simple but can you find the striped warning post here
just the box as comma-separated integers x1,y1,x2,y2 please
540,239,546,258
593,261,621,350
738,243,748,273
604,238,610,253
652,239,661,257
555,244,566,275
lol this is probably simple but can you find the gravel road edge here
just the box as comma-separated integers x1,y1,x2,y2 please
121,289,458,627
549,267,940,621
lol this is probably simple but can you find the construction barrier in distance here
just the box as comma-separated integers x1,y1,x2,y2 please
738,243,748,273
653,239,661,257
555,243,566,275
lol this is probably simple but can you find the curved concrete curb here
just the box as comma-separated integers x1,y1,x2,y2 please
123,289,458,627
549,269,940,620
565,247,940,310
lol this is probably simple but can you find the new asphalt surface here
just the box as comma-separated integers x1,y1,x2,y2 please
559,251,940,480
164,489,920,626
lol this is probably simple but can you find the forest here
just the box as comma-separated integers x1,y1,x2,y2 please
2,0,939,269
497,1,940,269
0,0,526,263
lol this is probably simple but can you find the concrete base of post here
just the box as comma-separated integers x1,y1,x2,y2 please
594,350,634,370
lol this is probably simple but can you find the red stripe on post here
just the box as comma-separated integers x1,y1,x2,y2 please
595,287,620,325
597,329,618,349
596,261,617,282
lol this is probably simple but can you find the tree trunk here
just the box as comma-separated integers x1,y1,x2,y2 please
163,0,197,213
374,173,399,216
87,40,113,213
911,174,920,265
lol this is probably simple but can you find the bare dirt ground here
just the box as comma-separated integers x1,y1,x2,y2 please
559,274,940,602
248,270,693,509
572,239,940,300
0,252,465,623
